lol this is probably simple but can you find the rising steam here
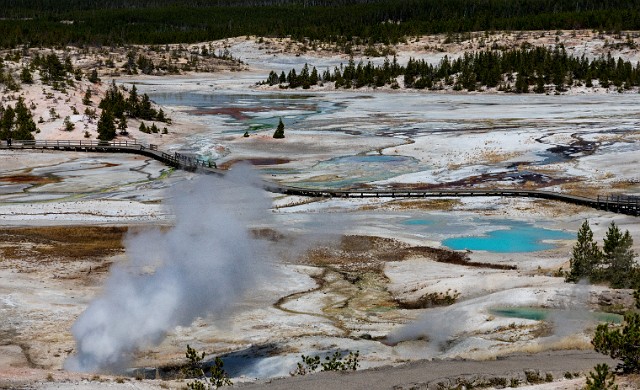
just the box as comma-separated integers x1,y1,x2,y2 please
385,282,595,354
65,166,272,372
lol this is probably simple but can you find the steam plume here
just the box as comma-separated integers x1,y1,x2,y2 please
384,304,471,351
385,282,595,353
65,166,271,372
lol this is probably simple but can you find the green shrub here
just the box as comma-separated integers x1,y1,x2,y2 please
585,364,618,390
182,345,232,389
321,351,360,372
524,370,543,384
292,350,360,376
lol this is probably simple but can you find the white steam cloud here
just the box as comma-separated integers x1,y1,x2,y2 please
384,304,471,352
385,282,596,353
65,166,272,372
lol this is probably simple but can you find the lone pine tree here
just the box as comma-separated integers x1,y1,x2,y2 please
273,118,285,139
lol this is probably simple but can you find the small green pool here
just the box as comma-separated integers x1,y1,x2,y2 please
490,307,623,324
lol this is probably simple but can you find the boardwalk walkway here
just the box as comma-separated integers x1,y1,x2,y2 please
272,186,640,216
1,139,638,216
0,139,219,172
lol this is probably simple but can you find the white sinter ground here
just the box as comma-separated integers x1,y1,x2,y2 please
1,31,639,389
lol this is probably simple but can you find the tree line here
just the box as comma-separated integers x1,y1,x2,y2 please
266,45,640,92
1,0,639,47
0,48,171,142
97,82,169,140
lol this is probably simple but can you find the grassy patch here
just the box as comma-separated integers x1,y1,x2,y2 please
360,198,462,211
0,226,127,261
304,235,515,271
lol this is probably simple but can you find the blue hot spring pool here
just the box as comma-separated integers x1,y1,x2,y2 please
442,221,573,253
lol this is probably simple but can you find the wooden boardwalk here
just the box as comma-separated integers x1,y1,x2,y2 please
271,186,640,216
0,139,220,172
2,139,638,216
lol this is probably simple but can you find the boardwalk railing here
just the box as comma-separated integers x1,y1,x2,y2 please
1,139,217,171
269,187,640,217
1,140,638,217
13,139,140,147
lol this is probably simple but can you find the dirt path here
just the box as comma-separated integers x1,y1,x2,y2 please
237,350,616,390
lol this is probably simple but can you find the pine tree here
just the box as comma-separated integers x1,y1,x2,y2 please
602,222,637,288
12,98,36,140
592,312,640,373
273,118,285,139
156,108,166,122
88,69,100,84
287,69,298,88
20,67,33,84
99,82,127,118
138,94,156,120
267,71,279,85
116,113,128,135
515,72,529,93
63,116,75,131
83,88,92,106
310,67,319,86
566,220,601,283
534,76,546,93
0,105,15,140
97,110,116,141
127,84,140,116
300,63,310,89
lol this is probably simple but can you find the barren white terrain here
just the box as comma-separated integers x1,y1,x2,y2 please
1,31,639,389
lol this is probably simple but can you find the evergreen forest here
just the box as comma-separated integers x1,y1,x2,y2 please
266,46,640,93
0,0,639,48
